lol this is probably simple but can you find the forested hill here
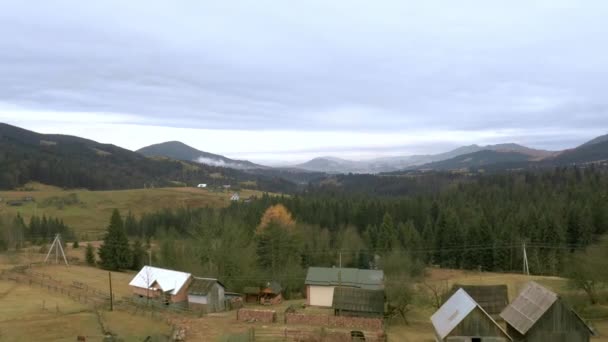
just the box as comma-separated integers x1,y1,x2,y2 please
0,123,296,192
137,141,264,170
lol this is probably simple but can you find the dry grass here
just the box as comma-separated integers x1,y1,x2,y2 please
0,184,267,237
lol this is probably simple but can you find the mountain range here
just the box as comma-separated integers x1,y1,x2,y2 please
1,122,607,192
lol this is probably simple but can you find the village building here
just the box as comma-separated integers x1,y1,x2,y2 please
431,288,511,342
304,267,384,307
260,281,283,305
197,183,207,188
332,287,385,318
230,193,240,201
129,266,192,305
447,284,509,319
187,277,226,313
500,282,594,342
243,286,261,303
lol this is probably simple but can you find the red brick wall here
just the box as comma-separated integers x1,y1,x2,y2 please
285,313,383,331
237,309,277,323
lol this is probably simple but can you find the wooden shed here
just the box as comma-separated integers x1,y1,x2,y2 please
500,282,594,342
260,281,282,305
447,284,509,319
431,288,511,342
305,267,384,307
187,277,226,313
333,287,385,318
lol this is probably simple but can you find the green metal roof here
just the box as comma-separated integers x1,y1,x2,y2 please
333,287,385,315
305,267,384,290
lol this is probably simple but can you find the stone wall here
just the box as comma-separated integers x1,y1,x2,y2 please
285,313,383,331
237,308,276,323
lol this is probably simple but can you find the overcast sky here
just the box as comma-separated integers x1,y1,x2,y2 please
1,1,607,163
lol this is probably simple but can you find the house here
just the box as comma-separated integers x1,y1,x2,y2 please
129,266,192,305
332,287,385,318
500,282,594,342
197,184,207,188
304,267,384,307
187,277,226,313
447,284,509,319
431,288,511,342
230,193,240,201
260,281,282,305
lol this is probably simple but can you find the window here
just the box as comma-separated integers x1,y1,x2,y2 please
472,338,481,342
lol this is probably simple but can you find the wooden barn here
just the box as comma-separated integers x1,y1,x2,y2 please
447,284,509,319
500,282,594,342
332,287,385,318
431,288,511,342
129,266,192,305
260,281,283,305
305,267,384,307
187,277,226,313
243,287,261,303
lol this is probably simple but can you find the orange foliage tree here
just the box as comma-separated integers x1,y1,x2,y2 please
256,204,296,234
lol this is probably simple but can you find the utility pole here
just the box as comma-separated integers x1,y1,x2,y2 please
44,234,69,266
108,272,114,311
148,249,152,266
522,242,530,276
337,251,342,316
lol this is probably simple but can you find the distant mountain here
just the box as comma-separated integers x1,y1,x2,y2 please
137,141,264,170
549,139,608,166
0,123,295,192
414,150,533,171
580,134,608,147
294,143,552,174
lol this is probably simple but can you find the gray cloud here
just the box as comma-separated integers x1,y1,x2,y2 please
1,0,607,157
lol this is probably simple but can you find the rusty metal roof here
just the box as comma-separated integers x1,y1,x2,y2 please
500,281,558,335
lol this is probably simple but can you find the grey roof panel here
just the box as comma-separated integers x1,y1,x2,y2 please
500,281,557,335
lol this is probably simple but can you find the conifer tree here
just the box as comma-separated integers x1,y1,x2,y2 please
85,243,96,266
98,209,131,270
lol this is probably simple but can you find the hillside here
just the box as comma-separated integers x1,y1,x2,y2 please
550,139,608,166
415,150,532,171
0,184,266,236
137,141,264,169
294,143,552,174
0,123,295,192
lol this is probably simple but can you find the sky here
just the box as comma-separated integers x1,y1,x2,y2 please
1,0,607,164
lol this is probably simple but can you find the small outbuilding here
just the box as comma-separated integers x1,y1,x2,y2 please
260,281,283,305
129,266,192,305
500,281,594,342
187,277,226,313
244,287,261,303
333,287,385,318
230,193,240,201
305,267,384,307
431,288,511,342
447,284,509,319
197,184,207,188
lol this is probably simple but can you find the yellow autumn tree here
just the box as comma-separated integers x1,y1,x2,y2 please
257,204,295,234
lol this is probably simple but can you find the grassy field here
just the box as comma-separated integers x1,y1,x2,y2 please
0,278,171,341
0,182,266,237
2,253,608,341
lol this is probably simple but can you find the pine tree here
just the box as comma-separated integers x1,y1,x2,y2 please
130,240,146,270
98,209,131,271
85,243,96,266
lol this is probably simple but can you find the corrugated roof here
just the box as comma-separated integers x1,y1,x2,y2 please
500,281,558,335
448,284,509,316
129,266,191,295
500,281,596,336
431,288,510,340
188,277,225,296
333,287,384,314
305,267,384,290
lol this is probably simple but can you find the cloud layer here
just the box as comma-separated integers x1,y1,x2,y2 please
1,1,607,161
